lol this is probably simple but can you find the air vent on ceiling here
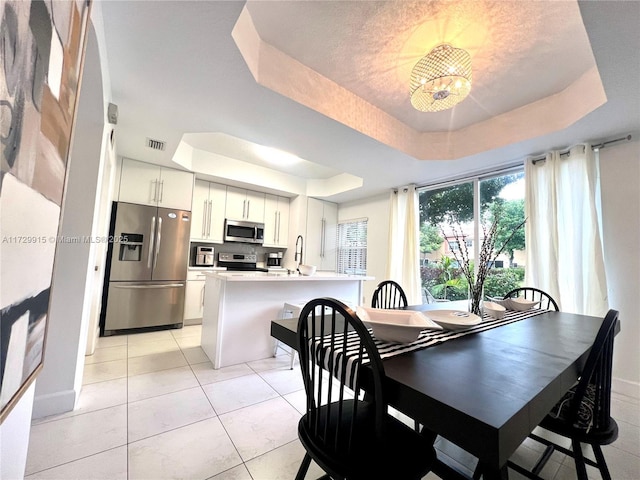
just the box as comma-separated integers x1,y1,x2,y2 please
146,138,166,151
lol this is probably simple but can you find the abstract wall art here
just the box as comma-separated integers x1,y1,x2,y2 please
0,0,91,422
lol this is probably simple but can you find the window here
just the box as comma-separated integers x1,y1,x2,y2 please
337,218,367,275
418,169,525,301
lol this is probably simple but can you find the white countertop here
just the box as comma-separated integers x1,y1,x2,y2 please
204,271,374,282
187,266,227,271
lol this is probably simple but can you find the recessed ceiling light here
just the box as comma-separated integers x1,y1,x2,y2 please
253,144,302,166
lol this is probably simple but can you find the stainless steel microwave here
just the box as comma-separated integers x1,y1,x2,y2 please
224,219,265,244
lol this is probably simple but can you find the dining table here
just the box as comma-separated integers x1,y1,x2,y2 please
270,300,612,480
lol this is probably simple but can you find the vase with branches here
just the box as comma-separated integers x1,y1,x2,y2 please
442,215,526,316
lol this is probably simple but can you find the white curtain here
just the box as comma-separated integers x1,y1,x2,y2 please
387,185,422,304
525,144,608,316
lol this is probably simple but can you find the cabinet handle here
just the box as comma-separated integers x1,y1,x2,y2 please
321,218,326,258
207,200,213,236
202,200,207,237
148,216,156,268
242,199,246,219
158,180,164,203
277,211,281,244
151,179,158,202
201,284,206,307
273,211,278,243
247,200,250,219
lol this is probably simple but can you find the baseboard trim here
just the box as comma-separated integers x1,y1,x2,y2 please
31,388,78,419
612,376,640,400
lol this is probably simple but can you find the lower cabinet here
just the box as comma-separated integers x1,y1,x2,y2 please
184,271,207,324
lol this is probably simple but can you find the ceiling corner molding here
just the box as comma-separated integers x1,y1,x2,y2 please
232,7,606,162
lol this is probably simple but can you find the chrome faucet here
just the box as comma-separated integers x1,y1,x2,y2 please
294,235,304,268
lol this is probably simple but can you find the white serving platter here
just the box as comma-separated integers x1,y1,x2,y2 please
424,310,482,331
356,307,442,344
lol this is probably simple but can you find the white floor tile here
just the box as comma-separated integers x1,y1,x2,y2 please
31,378,128,425
202,373,279,414
219,397,301,462
127,338,180,358
128,365,199,402
191,361,254,386
181,346,210,365
127,349,188,376
126,329,175,345
171,324,202,339
257,367,305,396
507,442,562,480
606,419,640,459
209,464,253,480
26,405,127,475
82,359,127,385
25,446,127,480
128,387,216,442
95,335,127,348
128,418,242,480
84,345,127,364
247,355,295,373
612,397,640,427
244,439,326,480
175,335,202,349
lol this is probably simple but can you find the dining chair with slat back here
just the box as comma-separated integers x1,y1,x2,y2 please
371,280,408,309
507,309,619,480
504,287,560,311
294,297,437,480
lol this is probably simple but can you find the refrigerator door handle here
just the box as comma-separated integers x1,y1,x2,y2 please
113,283,185,289
154,217,163,270
148,216,156,268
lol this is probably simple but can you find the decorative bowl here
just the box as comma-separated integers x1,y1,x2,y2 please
356,307,441,344
298,264,317,276
509,297,540,311
424,310,482,331
483,301,506,319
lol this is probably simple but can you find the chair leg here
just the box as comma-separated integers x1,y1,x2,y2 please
592,444,613,480
472,461,483,480
290,350,297,369
571,439,589,480
295,453,312,480
532,445,555,475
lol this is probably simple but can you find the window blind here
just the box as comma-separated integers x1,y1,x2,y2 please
337,219,368,275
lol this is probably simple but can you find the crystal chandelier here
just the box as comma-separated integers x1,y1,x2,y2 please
410,43,472,112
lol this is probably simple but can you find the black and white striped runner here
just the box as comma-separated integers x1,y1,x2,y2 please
311,308,547,388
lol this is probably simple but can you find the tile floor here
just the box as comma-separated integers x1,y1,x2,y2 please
25,325,640,480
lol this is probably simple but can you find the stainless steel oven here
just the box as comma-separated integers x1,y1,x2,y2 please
224,219,264,244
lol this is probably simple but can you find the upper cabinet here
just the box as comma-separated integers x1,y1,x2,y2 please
191,180,227,243
225,186,265,223
118,158,194,211
305,198,337,271
263,194,290,248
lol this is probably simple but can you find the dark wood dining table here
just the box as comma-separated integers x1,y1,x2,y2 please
270,301,610,480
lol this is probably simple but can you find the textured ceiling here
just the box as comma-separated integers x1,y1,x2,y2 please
97,1,640,203
244,1,596,132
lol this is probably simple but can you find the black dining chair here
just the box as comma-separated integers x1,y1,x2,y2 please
371,280,408,309
504,287,560,311
294,297,437,480
507,309,619,480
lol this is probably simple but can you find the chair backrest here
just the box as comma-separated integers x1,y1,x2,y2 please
297,298,387,460
372,280,408,309
565,309,618,431
504,287,559,311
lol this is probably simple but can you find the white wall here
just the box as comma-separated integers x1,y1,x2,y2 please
338,192,390,305
32,22,107,418
0,384,35,480
599,139,640,397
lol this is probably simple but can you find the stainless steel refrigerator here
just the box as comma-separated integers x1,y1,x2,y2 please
102,202,191,335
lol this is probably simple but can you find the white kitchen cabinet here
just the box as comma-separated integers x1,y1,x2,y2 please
263,194,290,248
184,270,207,324
191,180,226,242
118,158,194,211
225,186,265,223
305,198,337,271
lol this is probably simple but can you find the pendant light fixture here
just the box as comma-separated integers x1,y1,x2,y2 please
410,43,472,112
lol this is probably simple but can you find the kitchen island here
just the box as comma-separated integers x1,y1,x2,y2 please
201,271,374,368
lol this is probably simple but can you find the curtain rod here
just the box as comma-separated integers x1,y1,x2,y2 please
531,134,632,164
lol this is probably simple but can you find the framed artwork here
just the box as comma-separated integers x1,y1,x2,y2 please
0,0,92,422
